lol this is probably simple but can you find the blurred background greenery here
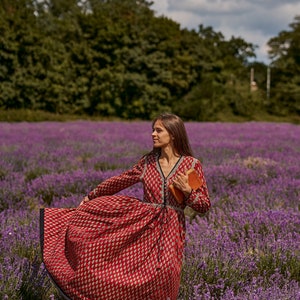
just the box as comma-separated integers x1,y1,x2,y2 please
0,0,299,123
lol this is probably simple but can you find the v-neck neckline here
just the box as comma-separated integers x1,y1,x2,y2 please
157,155,183,179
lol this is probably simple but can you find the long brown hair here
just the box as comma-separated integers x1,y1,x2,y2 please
152,113,193,156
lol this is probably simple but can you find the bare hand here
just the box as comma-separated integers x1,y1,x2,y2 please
172,171,192,195
79,196,89,206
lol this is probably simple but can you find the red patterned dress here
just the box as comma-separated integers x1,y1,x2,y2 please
40,153,210,300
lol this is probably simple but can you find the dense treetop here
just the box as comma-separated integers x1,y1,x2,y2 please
0,0,299,120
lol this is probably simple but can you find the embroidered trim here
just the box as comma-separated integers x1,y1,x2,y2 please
145,202,184,213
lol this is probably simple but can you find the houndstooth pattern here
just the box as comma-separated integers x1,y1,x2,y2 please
41,154,210,300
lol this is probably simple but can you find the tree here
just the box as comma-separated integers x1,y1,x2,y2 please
0,0,40,109
0,0,275,120
267,15,300,115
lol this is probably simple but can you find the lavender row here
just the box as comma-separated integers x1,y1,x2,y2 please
0,121,299,299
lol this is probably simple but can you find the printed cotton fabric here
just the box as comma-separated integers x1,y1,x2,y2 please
40,154,210,300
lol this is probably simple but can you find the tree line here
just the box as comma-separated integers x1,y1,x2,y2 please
0,0,299,120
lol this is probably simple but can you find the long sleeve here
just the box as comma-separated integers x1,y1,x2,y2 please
185,160,210,213
88,157,146,200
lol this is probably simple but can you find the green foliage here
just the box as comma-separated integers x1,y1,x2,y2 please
267,15,300,116
0,1,299,120
17,257,52,300
256,251,300,282
25,168,50,182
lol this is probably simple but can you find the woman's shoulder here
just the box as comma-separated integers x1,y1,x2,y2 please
183,155,198,162
138,151,157,164
182,155,202,166
144,151,158,162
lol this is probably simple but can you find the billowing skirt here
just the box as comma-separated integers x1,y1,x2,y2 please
40,196,184,300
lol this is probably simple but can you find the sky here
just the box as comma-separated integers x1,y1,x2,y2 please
150,0,300,64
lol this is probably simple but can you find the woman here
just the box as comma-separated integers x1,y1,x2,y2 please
40,113,210,300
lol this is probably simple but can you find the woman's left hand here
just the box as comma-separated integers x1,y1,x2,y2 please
173,171,192,195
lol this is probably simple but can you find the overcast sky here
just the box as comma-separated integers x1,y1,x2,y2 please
150,0,300,64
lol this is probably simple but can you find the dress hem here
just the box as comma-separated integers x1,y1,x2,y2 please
40,208,72,300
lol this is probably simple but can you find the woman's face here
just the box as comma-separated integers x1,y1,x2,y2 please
152,120,172,149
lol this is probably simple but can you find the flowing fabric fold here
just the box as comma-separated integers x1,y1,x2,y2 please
40,196,183,300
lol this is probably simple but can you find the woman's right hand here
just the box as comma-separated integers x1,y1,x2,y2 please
79,196,89,206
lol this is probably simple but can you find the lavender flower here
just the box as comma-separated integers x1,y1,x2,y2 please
0,121,299,299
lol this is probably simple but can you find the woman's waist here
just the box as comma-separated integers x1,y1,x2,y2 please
142,199,184,213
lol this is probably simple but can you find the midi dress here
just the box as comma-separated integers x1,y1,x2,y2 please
40,153,210,300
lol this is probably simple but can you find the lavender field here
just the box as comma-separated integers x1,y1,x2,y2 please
0,121,299,300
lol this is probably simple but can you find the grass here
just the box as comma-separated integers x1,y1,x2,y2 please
215,109,300,124
0,109,122,122
0,108,299,123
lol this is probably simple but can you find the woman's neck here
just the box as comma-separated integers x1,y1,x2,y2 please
159,147,180,164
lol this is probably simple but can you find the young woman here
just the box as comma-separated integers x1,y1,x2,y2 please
41,113,210,300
